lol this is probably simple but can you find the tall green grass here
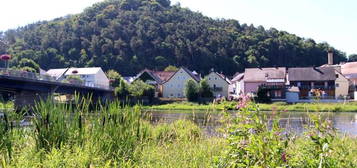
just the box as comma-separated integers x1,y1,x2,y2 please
1,98,357,167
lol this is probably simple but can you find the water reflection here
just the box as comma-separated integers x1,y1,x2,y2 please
147,110,357,137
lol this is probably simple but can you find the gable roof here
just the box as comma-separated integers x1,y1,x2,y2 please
231,73,244,82
207,71,231,84
163,67,200,84
288,67,336,81
153,71,175,82
341,62,357,75
134,69,175,84
243,67,286,82
182,67,201,82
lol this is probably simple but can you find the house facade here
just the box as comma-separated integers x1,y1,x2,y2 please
334,69,350,98
205,71,231,98
134,69,175,97
47,67,110,88
243,67,287,99
162,67,200,98
342,62,357,85
230,73,244,98
287,67,336,99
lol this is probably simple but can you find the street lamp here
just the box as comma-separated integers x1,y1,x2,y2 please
0,54,11,69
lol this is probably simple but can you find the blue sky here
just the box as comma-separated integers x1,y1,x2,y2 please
0,0,356,55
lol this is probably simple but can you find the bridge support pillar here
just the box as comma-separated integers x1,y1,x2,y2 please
14,90,50,111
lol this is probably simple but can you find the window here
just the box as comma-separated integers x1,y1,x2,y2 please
208,77,211,80
215,77,217,80
336,74,339,78
336,83,340,87
178,93,181,97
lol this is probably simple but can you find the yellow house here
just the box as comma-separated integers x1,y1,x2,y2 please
162,67,200,98
205,71,231,98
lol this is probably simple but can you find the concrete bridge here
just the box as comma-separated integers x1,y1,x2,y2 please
0,68,114,110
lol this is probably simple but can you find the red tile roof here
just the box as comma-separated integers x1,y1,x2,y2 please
152,71,175,82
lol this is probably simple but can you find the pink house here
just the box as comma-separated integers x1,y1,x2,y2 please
243,67,287,99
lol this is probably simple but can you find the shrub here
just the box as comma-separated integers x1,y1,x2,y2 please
255,87,272,103
129,80,155,99
185,79,199,102
217,102,290,167
199,79,213,98
115,79,130,98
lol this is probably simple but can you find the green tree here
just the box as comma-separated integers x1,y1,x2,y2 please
198,79,213,98
348,54,357,62
129,80,155,98
115,79,130,98
17,58,40,73
164,65,179,72
106,69,122,87
185,79,199,102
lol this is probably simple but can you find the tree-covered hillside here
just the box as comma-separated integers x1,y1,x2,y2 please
0,0,347,75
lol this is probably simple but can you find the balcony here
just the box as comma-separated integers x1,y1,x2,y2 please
298,85,335,90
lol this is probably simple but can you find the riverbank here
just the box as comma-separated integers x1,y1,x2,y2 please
259,102,357,112
145,101,357,112
2,101,357,167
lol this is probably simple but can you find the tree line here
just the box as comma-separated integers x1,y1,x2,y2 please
0,0,352,76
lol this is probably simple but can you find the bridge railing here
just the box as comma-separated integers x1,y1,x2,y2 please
0,68,113,90
0,68,56,81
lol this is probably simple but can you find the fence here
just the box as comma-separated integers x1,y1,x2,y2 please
0,68,113,90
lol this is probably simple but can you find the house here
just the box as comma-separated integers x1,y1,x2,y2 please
204,71,231,98
47,67,110,88
287,67,336,99
334,69,350,98
230,73,244,98
341,62,357,85
243,67,287,99
133,69,175,97
162,67,200,98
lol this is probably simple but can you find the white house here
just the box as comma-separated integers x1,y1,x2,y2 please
230,73,244,98
47,67,110,88
204,71,231,98
162,67,200,98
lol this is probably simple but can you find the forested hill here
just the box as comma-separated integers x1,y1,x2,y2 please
0,0,347,76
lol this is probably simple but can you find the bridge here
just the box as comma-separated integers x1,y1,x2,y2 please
0,68,114,110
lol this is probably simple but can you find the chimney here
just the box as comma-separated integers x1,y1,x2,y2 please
328,49,333,65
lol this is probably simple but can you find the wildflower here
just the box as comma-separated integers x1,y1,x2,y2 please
281,152,287,162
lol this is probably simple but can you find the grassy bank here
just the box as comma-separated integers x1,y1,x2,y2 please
1,100,357,167
145,101,357,112
258,102,357,112
143,101,233,111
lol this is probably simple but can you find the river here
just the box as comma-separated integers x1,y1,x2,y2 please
147,110,357,137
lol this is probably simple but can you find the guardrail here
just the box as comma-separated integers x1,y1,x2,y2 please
0,68,113,91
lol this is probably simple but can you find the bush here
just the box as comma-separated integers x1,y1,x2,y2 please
199,79,213,98
255,87,272,103
185,79,199,102
128,80,155,99
115,79,130,98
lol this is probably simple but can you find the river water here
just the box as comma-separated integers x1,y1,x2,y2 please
147,110,357,137
2,109,357,136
